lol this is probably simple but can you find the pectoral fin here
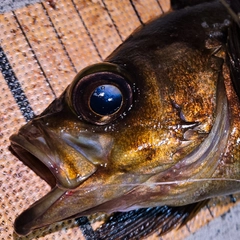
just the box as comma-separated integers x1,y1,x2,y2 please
95,200,209,239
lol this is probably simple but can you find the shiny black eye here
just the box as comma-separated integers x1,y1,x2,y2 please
90,85,123,115
71,70,133,125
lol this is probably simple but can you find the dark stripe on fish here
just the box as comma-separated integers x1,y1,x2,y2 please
12,11,56,99
0,45,35,121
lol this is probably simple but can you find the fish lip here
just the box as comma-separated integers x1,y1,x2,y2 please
10,140,57,188
10,122,97,190
10,130,67,235
10,132,58,188
10,122,114,235
13,186,67,236
9,123,97,235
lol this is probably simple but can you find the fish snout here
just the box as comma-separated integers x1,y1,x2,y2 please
9,121,114,190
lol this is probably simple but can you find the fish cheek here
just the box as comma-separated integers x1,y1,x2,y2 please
107,127,181,175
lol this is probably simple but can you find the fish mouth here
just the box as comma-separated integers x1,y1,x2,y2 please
10,124,97,190
10,142,57,188
10,122,113,235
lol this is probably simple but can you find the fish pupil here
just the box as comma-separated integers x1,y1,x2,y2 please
90,84,123,115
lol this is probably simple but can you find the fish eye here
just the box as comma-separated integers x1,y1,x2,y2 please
90,84,123,115
71,71,133,125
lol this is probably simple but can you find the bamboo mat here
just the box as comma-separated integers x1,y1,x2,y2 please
0,0,238,239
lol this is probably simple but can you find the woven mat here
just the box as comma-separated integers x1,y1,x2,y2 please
0,0,237,239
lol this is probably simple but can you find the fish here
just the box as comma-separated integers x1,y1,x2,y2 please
9,0,240,238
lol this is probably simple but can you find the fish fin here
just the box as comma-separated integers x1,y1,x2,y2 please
95,200,208,239
225,0,240,99
171,0,217,10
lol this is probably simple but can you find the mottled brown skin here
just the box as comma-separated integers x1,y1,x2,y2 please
10,1,240,236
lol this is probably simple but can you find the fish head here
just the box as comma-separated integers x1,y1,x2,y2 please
10,1,232,236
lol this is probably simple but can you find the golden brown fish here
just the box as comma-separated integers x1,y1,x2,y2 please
10,0,240,237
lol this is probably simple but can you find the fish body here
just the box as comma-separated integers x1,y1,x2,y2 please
10,0,240,237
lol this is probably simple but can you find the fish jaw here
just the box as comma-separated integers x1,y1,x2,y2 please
10,122,148,236
10,124,98,190
12,171,149,236
13,187,66,236
10,118,118,235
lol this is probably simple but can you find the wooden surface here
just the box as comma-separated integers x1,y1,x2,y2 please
0,0,239,239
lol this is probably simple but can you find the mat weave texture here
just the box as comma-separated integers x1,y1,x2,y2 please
0,1,237,239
